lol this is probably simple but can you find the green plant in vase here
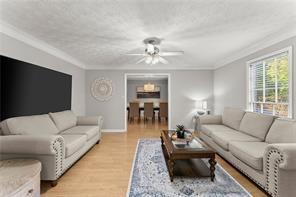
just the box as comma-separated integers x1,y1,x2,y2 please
176,124,185,139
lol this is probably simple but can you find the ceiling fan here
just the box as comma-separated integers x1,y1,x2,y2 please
126,37,184,65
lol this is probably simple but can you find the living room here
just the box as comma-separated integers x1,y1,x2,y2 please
0,1,295,197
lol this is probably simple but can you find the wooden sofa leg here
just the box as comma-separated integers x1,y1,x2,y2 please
50,180,58,187
96,140,100,144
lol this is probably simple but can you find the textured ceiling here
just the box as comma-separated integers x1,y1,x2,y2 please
0,0,296,69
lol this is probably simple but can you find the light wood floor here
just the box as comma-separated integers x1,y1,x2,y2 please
41,121,268,197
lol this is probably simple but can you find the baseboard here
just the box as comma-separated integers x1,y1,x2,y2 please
101,129,126,132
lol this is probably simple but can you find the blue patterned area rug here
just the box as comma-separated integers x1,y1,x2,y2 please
127,139,251,197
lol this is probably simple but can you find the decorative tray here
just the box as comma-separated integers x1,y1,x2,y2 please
169,130,193,144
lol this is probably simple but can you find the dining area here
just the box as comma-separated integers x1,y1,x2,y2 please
127,102,168,123
126,74,169,125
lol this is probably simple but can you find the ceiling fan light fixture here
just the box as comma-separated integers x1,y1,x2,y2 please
145,56,153,64
126,37,184,65
152,56,159,64
146,43,154,53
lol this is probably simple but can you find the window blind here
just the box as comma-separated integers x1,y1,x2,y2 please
248,51,290,117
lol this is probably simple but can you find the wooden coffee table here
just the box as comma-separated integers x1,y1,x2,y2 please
160,130,216,182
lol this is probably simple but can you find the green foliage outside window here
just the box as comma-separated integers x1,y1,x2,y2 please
265,56,288,102
250,52,289,117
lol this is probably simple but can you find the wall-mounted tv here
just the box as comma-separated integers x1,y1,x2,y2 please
0,55,72,121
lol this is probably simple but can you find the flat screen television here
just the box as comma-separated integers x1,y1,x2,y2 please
0,55,72,121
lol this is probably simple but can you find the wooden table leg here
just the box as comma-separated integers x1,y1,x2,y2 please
209,158,216,182
160,137,174,182
168,159,175,182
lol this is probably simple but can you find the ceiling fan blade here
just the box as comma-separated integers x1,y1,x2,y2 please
136,57,146,64
159,57,168,64
159,51,184,56
126,53,146,56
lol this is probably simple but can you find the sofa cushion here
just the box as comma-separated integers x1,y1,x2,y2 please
201,124,237,137
239,112,275,140
211,131,260,150
0,114,59,135
61,126,99,140
229,141,268,171
265,119,296,143
49,110,77,132
222,107,245,130
62,135,87,157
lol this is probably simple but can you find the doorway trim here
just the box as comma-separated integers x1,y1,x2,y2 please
124,73,171,131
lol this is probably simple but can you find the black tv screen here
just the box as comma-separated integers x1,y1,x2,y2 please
0,55,72,121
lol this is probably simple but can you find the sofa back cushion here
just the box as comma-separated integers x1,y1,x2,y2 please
222,107,245,130
0,114,59,135
49,110,77,131
265,119,296,143
239,112,275,140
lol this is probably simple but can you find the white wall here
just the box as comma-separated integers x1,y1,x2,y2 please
214,36,296,118
0,33,86,115
127,79,168,104
85,70,213,130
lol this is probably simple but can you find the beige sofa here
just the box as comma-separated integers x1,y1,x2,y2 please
198,107,296,197
0,110,103,186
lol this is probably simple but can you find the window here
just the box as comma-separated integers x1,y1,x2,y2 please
247,47,292,118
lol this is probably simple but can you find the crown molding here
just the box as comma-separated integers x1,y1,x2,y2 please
213,27,296,69
85,65,214,70
2,20,294,71
0,21,86,69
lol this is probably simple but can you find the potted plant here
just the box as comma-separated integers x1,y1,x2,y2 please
176,124,185,139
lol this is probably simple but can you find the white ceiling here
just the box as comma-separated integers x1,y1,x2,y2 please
0,0,296,70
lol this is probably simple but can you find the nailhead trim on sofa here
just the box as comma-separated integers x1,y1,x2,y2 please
52,137,65,179
220,153,266,189
62,134,100,174
266,148,284,197
235,162,264,188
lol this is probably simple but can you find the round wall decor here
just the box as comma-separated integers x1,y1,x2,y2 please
91,78,113,101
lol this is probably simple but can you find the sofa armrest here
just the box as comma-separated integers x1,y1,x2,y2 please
77,116,103,128
265,144,296,170
0,135,65,155
0,135,65,180
264,144,296,196
199,115,222,125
